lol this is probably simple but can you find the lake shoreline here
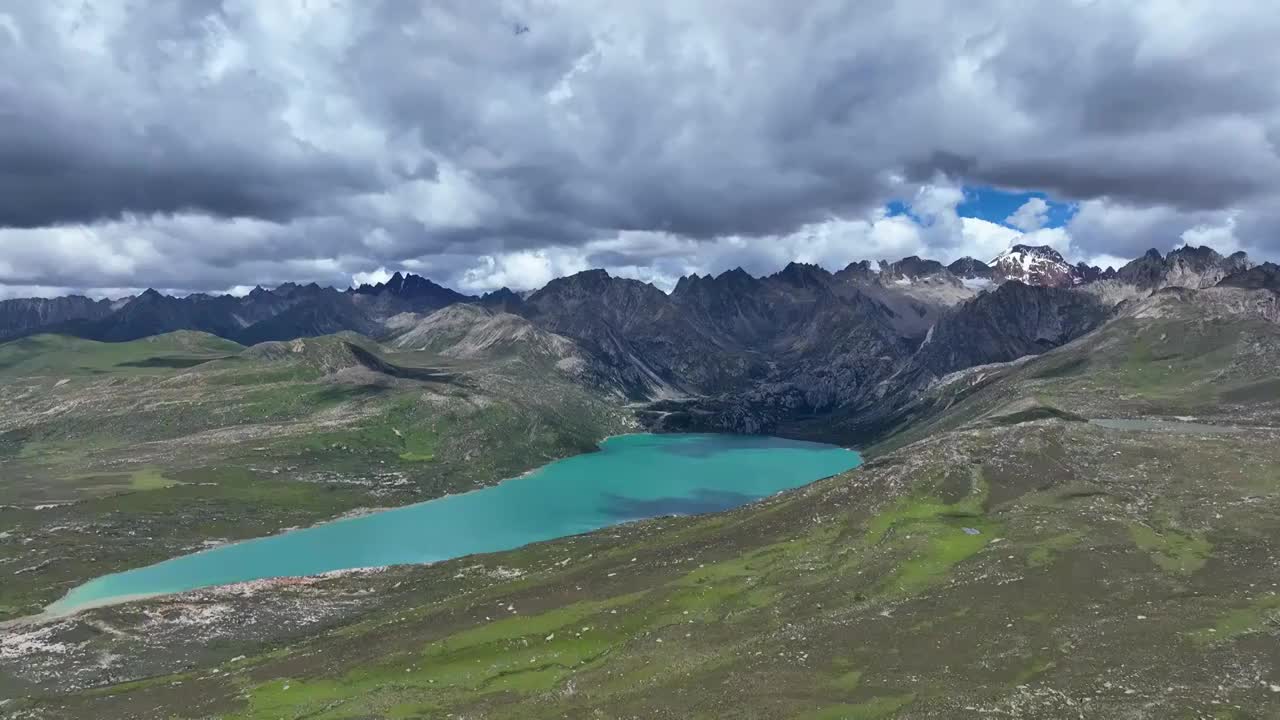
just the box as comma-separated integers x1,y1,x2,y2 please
43,433,861,617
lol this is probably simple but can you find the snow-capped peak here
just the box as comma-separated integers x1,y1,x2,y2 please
990,244,1079,288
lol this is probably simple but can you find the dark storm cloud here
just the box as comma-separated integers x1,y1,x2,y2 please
2,0,1280,295
0,2,384,228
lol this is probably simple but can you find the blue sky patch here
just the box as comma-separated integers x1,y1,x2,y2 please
885,199,914,219
957,186,1076,228
886,186,1075,229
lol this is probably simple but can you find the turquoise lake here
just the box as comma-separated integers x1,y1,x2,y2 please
49,433,861,613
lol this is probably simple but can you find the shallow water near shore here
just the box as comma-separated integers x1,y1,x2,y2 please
49,433,861,613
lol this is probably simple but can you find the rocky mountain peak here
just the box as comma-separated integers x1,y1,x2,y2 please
1008,244,1067,263
879,256,947,280
479,287,523,307
674,267,761,298
1075,262,1106,283
718,267,753,282
537,269,613,295
771,262,830,289
1118,245,1252,290
349,272,473,316
528,270,670,314
671,273,707,295
835,260,878,285
946,257,993,279
990,245,1079,288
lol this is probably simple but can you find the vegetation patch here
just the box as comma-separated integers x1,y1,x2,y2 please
236,594,647,718
799,694,916,720
127,468,179,491
1026,532,1082,568
1128,523,1212,575
863,469,997,597
1189,594,1280,645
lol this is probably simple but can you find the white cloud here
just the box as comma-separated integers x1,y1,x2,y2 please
1005,197,1049,231
1180,215,1242,254
1086,254,1131,271
957,218,1022,262
458,249,590,292
1065,198,1255,260
1019,227,1075,256
351,267,394,288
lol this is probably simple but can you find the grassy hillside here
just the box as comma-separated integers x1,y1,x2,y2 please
0,331,243,376
7,416,1278,718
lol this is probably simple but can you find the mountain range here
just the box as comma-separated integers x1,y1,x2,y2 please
6,241,1280,718
2,245,1274,441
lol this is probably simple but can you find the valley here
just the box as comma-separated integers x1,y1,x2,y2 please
1,246,1279,719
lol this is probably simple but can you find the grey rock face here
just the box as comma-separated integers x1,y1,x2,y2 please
947,257,993,280
1217,262,1280,291
1117,246,1251,290
0,296,115,341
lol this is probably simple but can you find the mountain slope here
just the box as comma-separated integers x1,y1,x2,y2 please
0,331,243,376
910,281,1109,380
523,269,757,398
234,288,382,344
867,284,1280,454
389,304,582,366
0,296,116,342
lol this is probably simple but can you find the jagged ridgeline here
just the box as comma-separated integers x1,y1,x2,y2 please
1,246,1273,436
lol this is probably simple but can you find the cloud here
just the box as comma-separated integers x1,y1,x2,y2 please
2,1,1280,297
1006,198,1049,232
1180,215,1242,255
351,267,394,288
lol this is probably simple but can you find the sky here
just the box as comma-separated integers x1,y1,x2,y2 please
2,1,1279,299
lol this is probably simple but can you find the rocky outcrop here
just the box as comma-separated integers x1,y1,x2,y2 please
1217,262,1280,291
1116,246,1250,290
